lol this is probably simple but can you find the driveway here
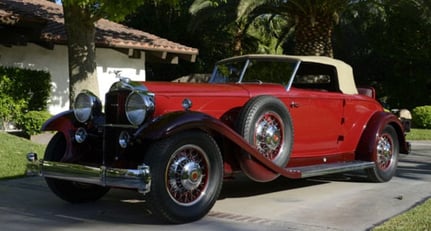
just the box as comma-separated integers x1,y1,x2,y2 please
1,141,430,231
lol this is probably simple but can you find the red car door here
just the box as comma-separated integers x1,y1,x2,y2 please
286,89,344,158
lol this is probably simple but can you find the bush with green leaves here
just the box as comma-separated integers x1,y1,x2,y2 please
412,106,431,129
0,66,51,131
17,110,52,136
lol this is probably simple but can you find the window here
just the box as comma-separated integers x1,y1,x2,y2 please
292,62,339,92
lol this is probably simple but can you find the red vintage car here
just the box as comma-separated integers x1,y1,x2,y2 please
27,54,410,223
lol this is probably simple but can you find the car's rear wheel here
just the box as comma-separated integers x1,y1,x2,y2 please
44,132,110,203
144,131,223,223
366,125,399,182
237,95,293,182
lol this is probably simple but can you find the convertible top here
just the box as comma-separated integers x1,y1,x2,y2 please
217,54,358,95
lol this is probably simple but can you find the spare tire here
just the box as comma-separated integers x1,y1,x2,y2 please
237,95,293,182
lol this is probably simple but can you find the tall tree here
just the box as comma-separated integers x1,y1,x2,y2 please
61,0,149,106
191,0,349,57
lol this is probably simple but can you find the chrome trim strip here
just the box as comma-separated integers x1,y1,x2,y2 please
27,160,151,194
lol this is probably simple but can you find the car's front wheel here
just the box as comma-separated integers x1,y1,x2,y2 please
366,125,399,182
144,131,223,223
44,132,110,203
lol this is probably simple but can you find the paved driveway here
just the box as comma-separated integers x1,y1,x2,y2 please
1,141,430,231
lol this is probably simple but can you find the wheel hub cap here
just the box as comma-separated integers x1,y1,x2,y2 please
167,146,208,205
255,112,283,159
377,135,393,168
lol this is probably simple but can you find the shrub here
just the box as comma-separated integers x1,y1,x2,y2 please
412,106,431,129
0,67,51,111
0,66,51,129
17,110,52,136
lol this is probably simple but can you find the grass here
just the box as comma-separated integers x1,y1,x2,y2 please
0,132,46,179
373,198,431,230
406,128,431,140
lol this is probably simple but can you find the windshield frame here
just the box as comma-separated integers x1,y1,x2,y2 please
209,55,301,91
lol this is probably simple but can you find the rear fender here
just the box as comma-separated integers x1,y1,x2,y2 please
137,111,298,178
356,111,409,161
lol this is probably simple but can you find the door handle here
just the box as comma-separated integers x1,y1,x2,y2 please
290,101,299,108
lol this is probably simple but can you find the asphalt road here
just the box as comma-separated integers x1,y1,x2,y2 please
1,141,430,231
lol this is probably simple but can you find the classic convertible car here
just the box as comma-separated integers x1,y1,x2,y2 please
27,54,410,223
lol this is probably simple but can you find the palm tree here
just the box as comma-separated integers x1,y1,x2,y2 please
190,0,349,57
281,0,349,57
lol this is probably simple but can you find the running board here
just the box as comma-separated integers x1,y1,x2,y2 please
284,161,375,179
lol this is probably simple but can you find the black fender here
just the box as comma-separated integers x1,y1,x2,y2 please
356,111,409,161
136,111,301,179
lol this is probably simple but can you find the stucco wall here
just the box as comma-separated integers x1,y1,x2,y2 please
0,43,146,115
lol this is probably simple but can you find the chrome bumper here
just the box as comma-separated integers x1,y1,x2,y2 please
26,153,151,194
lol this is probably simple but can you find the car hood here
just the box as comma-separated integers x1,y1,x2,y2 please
142,81,286,118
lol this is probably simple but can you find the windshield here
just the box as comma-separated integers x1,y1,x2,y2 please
209,58,298,86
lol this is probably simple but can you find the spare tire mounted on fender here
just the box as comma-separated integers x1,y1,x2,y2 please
237,95,293,182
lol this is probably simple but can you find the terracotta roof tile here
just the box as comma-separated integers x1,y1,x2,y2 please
0,0,198,56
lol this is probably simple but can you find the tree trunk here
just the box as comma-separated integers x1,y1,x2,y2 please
293,15,334,57
233,27,244,56
62,3,100,108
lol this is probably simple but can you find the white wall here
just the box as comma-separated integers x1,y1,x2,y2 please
0,43,146,115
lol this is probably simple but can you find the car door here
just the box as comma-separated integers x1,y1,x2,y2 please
286,63,345,158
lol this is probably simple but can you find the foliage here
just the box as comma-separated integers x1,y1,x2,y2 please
125,0,202,79
62,0,148,22
411,106,431,129
0,132,46,179
0,67,51,129
335,0,431,109
17,111,52,136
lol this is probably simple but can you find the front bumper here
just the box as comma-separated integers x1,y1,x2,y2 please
26,153,151,194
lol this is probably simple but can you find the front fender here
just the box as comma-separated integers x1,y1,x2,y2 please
137,111,239,141
356,111,409,161
137,111,300,179
41,110,76,134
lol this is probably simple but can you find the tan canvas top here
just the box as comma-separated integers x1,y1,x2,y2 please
218,54,359,94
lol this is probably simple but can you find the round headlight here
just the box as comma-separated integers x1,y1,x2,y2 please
73,91,101,123
126,92,154,126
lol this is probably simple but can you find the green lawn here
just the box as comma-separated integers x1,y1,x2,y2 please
406,128,431,140
0,132,46,179
373,198,431,230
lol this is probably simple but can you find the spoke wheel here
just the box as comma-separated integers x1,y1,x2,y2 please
237,95,293,182
166,144,209,206
254,111,284,160
144,131,223,223
366,125,399,182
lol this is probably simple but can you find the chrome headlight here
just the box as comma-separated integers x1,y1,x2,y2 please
125,91,154,126
73,91,102,123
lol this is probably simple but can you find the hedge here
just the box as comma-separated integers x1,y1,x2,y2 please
0,66,51,132
412,106,431,129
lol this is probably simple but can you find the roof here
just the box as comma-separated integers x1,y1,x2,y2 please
217,54,358,95
0,0,198,63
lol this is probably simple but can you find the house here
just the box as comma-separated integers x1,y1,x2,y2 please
0,0,198,115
